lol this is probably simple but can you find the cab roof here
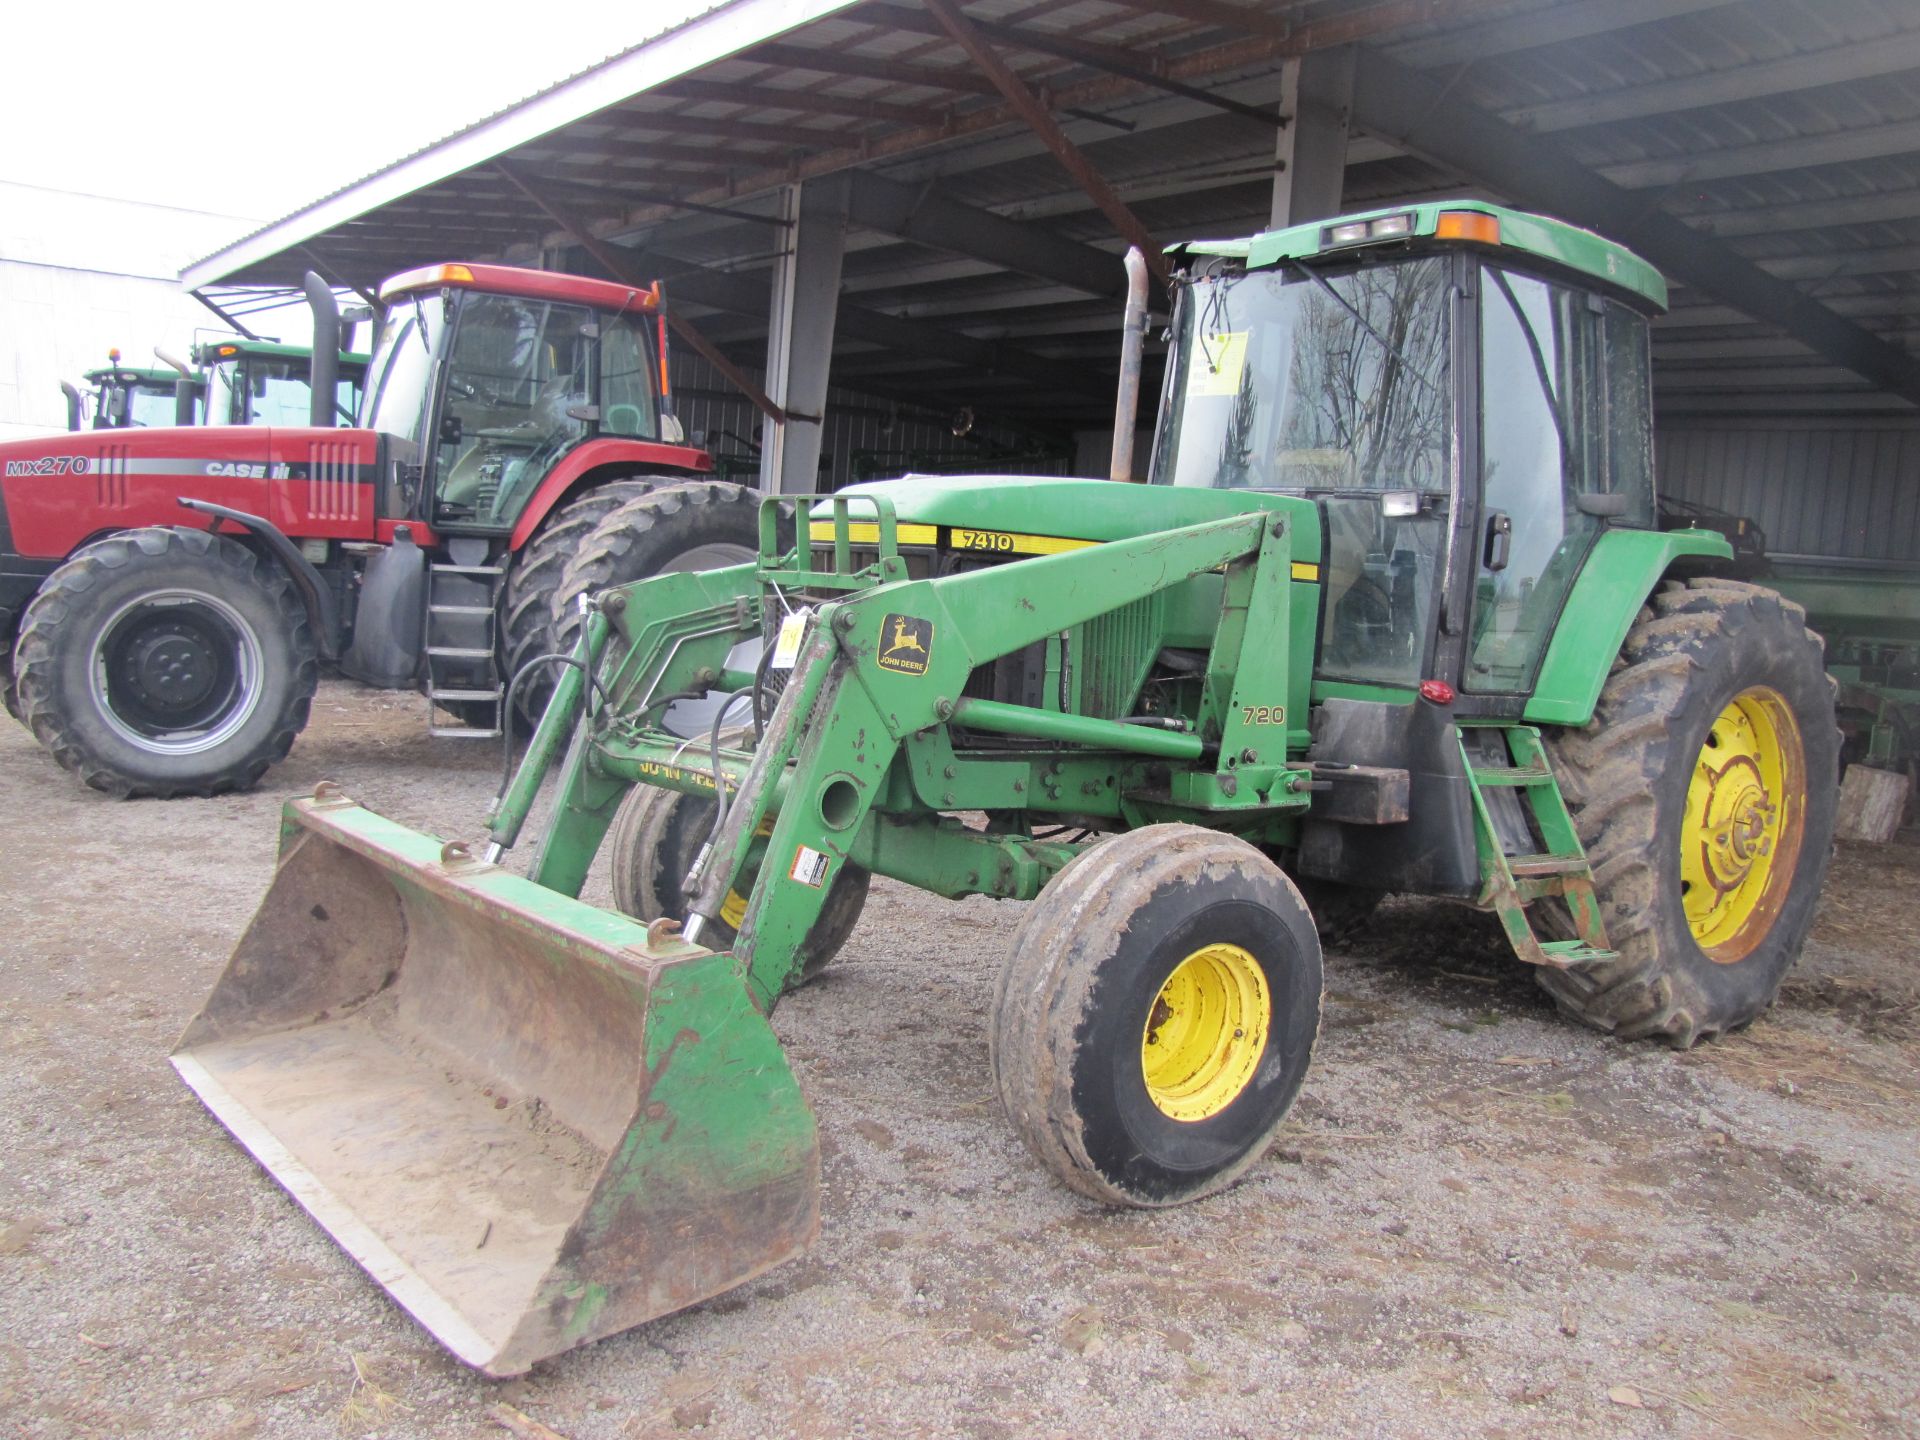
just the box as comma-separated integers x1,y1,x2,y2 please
1174,199,1666,312
195,339,371,368
377,261,662,316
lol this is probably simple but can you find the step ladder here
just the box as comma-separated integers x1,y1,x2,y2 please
1459,725,1616,971
424,560,505,738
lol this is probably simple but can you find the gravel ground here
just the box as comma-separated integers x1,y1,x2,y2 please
3,678,1918,1440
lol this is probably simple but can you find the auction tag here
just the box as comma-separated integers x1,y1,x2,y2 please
771,608,810,670
1186,330,1248,397
789,844,831,888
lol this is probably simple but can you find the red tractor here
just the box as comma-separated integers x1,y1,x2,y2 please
1,264,761,797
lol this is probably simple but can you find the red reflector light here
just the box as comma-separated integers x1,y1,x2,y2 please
1419,679,1455,705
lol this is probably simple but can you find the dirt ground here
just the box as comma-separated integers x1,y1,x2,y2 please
3,678,1918,1440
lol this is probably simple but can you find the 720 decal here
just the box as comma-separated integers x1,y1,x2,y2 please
5,456,91,477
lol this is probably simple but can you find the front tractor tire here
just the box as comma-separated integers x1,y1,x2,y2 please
605,780,869,989
13,528,316,798
991,825,1323,1208
1540,578,1839,1047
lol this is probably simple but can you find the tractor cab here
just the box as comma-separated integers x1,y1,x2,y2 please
194,337,369,428
69,354,195,430
363,263,683,535
1154,200,1667,713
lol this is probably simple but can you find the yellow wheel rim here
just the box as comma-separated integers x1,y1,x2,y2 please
1681,686,1805,963
1140,943,1271,1122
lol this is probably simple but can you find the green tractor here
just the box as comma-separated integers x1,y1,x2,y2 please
174,200,1838,1375
62,350,197,430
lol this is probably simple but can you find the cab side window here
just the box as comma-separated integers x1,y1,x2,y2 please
600,316,658,439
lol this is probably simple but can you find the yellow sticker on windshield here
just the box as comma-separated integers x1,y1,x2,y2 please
1187,331,1248,397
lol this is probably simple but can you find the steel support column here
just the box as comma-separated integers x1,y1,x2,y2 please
761,177,849,496
1270,46,1354,230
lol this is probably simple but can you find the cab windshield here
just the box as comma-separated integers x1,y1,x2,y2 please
1154,256,1452,492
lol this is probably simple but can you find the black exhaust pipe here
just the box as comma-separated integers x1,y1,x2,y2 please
303,272,340,429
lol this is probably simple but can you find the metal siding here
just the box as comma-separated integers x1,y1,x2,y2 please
1657,419,1920,560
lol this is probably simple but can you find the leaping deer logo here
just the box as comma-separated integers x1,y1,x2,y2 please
885,616,928,658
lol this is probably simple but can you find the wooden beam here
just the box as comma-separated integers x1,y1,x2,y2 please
1094,0,1294,41
742,40,1000,95
922,0,1170,283
659,77,949,127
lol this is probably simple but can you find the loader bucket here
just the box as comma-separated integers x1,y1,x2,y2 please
172,788,819,1377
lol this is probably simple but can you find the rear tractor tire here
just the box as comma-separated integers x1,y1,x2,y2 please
991,825,1323,1207
550,481,766,667
498,476,670,728
1540,578,1839,1047
606,780,870,989
13,527,316,798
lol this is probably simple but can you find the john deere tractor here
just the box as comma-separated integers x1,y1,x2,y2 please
174,201,1838,1376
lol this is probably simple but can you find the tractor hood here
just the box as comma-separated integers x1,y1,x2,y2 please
835,473,1321,554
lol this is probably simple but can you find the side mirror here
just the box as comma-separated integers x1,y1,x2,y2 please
1574,491,1630,519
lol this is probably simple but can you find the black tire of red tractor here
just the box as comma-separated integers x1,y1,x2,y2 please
13,528,316,798
549,481,771,663
1538,578,1839,1048
606,780,869,989
1,639,20,723
498,477,667,727
990,824,1323,1208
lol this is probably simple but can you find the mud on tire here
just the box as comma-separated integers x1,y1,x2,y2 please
1539,578,1839,1047
14,527,316,798
991,825,1322,1208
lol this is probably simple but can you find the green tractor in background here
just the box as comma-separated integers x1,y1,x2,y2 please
174,200,1838,1376
62,338,370,431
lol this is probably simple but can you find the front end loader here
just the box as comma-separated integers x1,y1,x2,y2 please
176,201,1839,1374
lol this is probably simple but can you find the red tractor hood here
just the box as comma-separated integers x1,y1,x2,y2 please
2,426,382,563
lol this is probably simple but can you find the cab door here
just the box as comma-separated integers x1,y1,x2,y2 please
1457,264,1655,705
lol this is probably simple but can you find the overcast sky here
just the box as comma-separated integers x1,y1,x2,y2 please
3,1,718,223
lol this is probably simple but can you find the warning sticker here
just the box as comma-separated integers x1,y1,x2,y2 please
789,845,831,888
771,609,810,670
876,612,933,676
1186,331,1248,397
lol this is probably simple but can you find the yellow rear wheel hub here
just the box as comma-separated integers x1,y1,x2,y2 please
1681,686,1805,962
1141,943,1270,1122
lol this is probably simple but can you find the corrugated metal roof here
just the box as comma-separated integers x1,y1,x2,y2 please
183,0,1920,424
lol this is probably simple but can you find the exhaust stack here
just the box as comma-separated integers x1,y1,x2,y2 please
1108,247,1150,482
303,272,340,428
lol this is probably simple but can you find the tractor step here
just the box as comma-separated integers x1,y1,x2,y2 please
1534,939,1616,970
1461,725,1613,972
1469,764,1553,786
424,559,507,737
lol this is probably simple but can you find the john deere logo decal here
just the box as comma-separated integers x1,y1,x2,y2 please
877,613,933,675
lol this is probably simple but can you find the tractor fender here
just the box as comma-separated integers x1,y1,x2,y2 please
506,438,713,552
1523,527,1735,728
175,498,344,661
